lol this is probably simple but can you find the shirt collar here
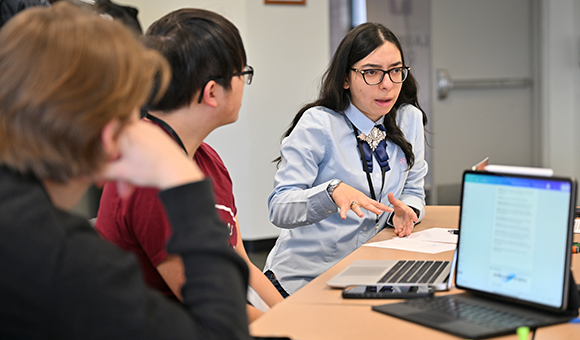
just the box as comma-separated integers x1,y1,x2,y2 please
344,103,385,135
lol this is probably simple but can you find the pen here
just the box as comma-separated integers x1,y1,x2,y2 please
448,229,459,235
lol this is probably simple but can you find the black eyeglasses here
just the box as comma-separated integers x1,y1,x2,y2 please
233,65,254,85
350,66,410,85
197,65,254,103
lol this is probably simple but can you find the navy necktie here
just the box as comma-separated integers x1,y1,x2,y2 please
359,125,390,173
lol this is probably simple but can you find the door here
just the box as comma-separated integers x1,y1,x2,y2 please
430,0,536,204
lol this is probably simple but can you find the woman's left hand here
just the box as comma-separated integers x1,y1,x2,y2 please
387,193,418,237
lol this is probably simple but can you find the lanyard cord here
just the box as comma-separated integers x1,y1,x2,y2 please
145,113,188,156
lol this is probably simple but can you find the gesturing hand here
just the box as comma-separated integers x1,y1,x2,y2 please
387,192,418,237
332,182,393,220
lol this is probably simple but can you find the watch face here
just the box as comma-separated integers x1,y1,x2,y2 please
328,180,341,194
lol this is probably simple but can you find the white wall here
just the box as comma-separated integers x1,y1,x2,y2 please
540,0,579,181
127,0,246,30
107,0,580,238
576,1,580,183
120,0,330,240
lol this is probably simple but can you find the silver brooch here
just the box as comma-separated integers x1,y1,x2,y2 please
358,126,386,151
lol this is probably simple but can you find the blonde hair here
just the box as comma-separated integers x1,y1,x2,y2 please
0,2,170,182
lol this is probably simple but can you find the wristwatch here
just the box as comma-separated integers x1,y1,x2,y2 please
326,179,342,202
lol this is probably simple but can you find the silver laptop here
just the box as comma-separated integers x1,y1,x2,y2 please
326,158,491,290
326,254,454,291
373,170,579,339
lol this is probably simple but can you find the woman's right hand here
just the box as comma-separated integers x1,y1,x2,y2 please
332,182,393,220
99,120,204,196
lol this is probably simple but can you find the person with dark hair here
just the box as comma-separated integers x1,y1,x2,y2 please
0,3,251,339
94,0,142,34
96,8,283,322
263,22,428,295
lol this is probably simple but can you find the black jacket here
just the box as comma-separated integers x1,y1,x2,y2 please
0,167,251,339
0,0,49,28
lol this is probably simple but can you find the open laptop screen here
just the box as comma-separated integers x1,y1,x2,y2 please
456,171,576,311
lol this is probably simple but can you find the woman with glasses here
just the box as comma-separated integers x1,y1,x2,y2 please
95,8,283,322
264,23,428,295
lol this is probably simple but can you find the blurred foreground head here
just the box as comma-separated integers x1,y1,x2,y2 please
0,2,169,182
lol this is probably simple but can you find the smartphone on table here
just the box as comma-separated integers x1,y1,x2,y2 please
342,284,435,299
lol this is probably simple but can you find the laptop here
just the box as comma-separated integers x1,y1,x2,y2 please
373,170,579,339
326,258,453,291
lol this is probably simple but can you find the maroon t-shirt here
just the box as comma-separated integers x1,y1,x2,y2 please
95,142,238,301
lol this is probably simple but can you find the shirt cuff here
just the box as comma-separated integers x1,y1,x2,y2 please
310,180,339,217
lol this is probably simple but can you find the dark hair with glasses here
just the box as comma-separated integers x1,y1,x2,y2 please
276,22,427,169
142,8,247,112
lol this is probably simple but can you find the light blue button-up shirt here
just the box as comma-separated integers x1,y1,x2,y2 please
264,103,428,294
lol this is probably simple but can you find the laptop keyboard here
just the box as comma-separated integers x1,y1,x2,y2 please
403,296,540,329
378,260,448,284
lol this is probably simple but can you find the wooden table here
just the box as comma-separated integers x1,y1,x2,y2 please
250,206,580,340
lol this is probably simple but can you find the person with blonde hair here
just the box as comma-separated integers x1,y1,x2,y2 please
0,3,251,339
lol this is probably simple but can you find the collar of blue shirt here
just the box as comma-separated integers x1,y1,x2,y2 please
344,103,385,135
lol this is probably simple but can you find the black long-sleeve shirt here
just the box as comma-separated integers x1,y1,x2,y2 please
0,167,251,339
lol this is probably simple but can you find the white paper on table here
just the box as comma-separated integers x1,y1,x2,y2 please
407,227,458,244
363,237,456,254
